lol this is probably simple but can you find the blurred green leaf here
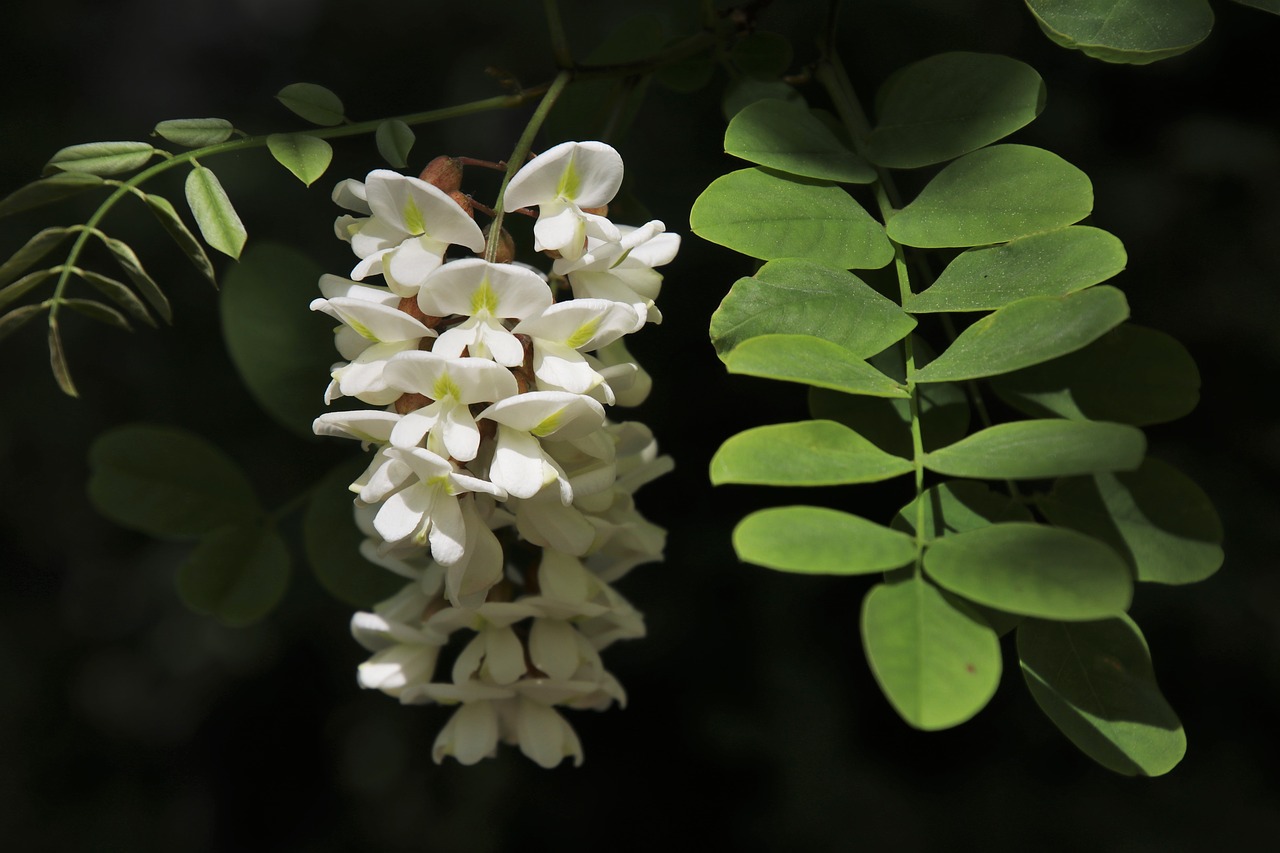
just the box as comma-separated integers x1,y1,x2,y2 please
276,82,346,126
730,31,793,76
304,458,404,607
734,506,916,574
375,120,415,168
0,172,104,217
711,420,914,486
924,419,1145,479
893,480,1032,543
154,118,235,148
44,141,156,176
1025,0,1213,64
185,166,246,260
144,193,218,287
177,521,291,626
0,226,75,287
267,133,334,187
725,99,875,183
721,78,804,120
1232,0,1280,12
725,334,908,398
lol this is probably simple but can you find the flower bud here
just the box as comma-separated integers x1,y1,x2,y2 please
581,204,609,217
397,296,442,328
482,223,516,264
419,155,464,194
449,190,474,218
395,392,431,414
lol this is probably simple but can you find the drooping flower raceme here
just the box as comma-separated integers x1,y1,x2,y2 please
314,143,676,768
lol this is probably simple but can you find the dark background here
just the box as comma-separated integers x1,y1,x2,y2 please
1,1,1277,850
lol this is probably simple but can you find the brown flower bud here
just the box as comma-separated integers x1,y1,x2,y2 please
482,222,516,263
581,203,609,217
449,190,474,218
396,295,440,327
394,392,431,415
418,155,463,194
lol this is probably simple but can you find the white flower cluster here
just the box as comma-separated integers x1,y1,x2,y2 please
311,141,677,767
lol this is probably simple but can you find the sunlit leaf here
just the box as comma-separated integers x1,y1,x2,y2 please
893,480,1032,543
154,118,235,148
185,166,246,260
725,334,908,398
177,521,291,626
144,193,218,287
0,172,104,217
304,458,404,607
1025,0,1213,64
711,420,914,486
924,419,1145,479
724,99,875,183
0,226,75,287
44,141,157,176
275,82,346,126
734,506,916,574
375,120,415,168
267,133,334,187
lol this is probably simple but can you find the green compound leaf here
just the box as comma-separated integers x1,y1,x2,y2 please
1038,458,1223,585
100,235,171,324
0,303,48,342
710,258,915,359
711,420,915,486
185,166,246,260
924,419,1146,480
44,141,157,176
154,118,235,148
87,424,260,538
1018,615,1185,775
221,242,334,439
0,269,56,313
0,172,104,217
925,522,1133,619
0,226,75,288
1025,0,1213,65
906,227,1126,313
866,52,1046,169
862,577,1002,730
304,457,404,608
730,30,793,77
886,145,1093,248
144,194,218,288
724,99,875,183
893,480,1033,543
75,269,156,328
375,119,415,168
989,324,1200,426
691,168,893,269
267,133,334,187
913,286,1129,384
275,82,346,126
725,334,908,399
734,506,916,575
177,521,291,627
64,297,131,331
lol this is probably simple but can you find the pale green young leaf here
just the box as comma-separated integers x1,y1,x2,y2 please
304,458,404,607
0,269,57,313
64,297,131,331
730,30,793,77
74,270,155,327
87,424,261,538
866,52,1046,169
989,324,1200,426
886,145,1093,248
44,141,157,176
711,420,914,486
924,419,1146,480
0,226,75,287
1038,459,1223,585
275,82,346,126
892,480,1033,543
734,506,917,574
0,172,104,217
925,522,1133,620
913,287,1129,384
100,236,171,323
710,259,915,359
375,120,415,168
862,577,1002,730
176,522,291,627
48,316,76,396
906,227,1126,313
692,168,892,268
726,334,909,398
185,166,246,260
154,118,235,148
0,303,47,342
724,99,875,183
1025,0,1213,64
1018,615,1185,775
144,193,218,287
267,133,334,187
221,242,333,439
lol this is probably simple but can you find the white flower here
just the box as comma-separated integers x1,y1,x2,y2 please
417,258,553,365
511,299,638,399
553,222,678,329
502,141,624,261
382,350,518,461
478,391,606,500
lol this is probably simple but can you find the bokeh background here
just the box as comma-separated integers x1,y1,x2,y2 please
1,1,1277,850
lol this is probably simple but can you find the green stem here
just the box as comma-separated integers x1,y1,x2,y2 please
543,0,573,68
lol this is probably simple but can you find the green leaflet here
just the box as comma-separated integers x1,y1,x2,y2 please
100,235,171,323
1018,615,1185,775
710,420,914,486
0,269,56,314
690,168,893,269
924,522,1133,620
376,120,415,168
1025,0,1213,64
44,141,157,176
185,166,246,260
48,316,75,396
64,298,131,331
905,227,1127,313
892,480,1033,543
1038,458,1224,585
75,269,156,328
275,82,346,126
0,226,75,287
303,458,404,607
866,52,1046,169
924,419,1146,480
0,172,104,218
144,194,218,288
154,118,235,148
886,144,1093,248
267,133,334,187
1232,0,1280,12
733,506,916,574
0,303,47,342
724,99,875,183
725,334,908,399
862,577,1002,730
176,521,291,627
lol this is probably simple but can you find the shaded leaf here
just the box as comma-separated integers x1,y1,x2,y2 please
725,99,875,183
730,30,793,77
185,166,246,260
0,226,75,287
0,303,47,342
711,420,914,486
654,48,715,93
0,268,57,313
44,141,156,176
734,506,916,574
725,334,908,398
0,172,104,217
304,458,404,607
267,133,334,187
49,316,76,396
177,522,291,626
144,193,218,287
893,480,1033,543
721,78,804,120
375,120,415,168
1026,0,1213,64
100,236,171,323
275,82,346,126
1232,0,1280,12
924,419,1146,479
154,118,235,148
75,269,155,328
63,297,131,331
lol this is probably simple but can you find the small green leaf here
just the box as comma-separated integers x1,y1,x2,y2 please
913,287,1129,383
724,99,875,183
185,166,246,260
691,168,893,269
726,334,908,398
99,236,171,324
887,145,1093,248
0,226,75,287
1019,615,1185,775
375,120,415,168
177,522,291,627
906,227,1126,313
44,141,157,176
924,419,1146,480
267,133,334,187
304,458,404,607
730,31,793,77
893,480,1033,543
144,194,218,287
734,506,916,574
75,269,155,328
989,324,1200,426
275,82,346,126
711,258,915,359
1038,458,1223,585
925,522,1133,620
866,52,1046,169
0,303,47,342
49,316,76,396
0,172,104,217
87,424,260,538
1026,0,1213,64
154,118,235,147
711,420,915,486
0,268,57,313
862,577,1002,730
63,297,131,331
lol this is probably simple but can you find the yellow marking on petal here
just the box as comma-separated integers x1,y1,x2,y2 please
470,278,499,315
556,153,580,200
402,198,426,235
433,375,462,401
531,410,563,437
609,247,633,269
347,318,378,341
564,318,600,350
